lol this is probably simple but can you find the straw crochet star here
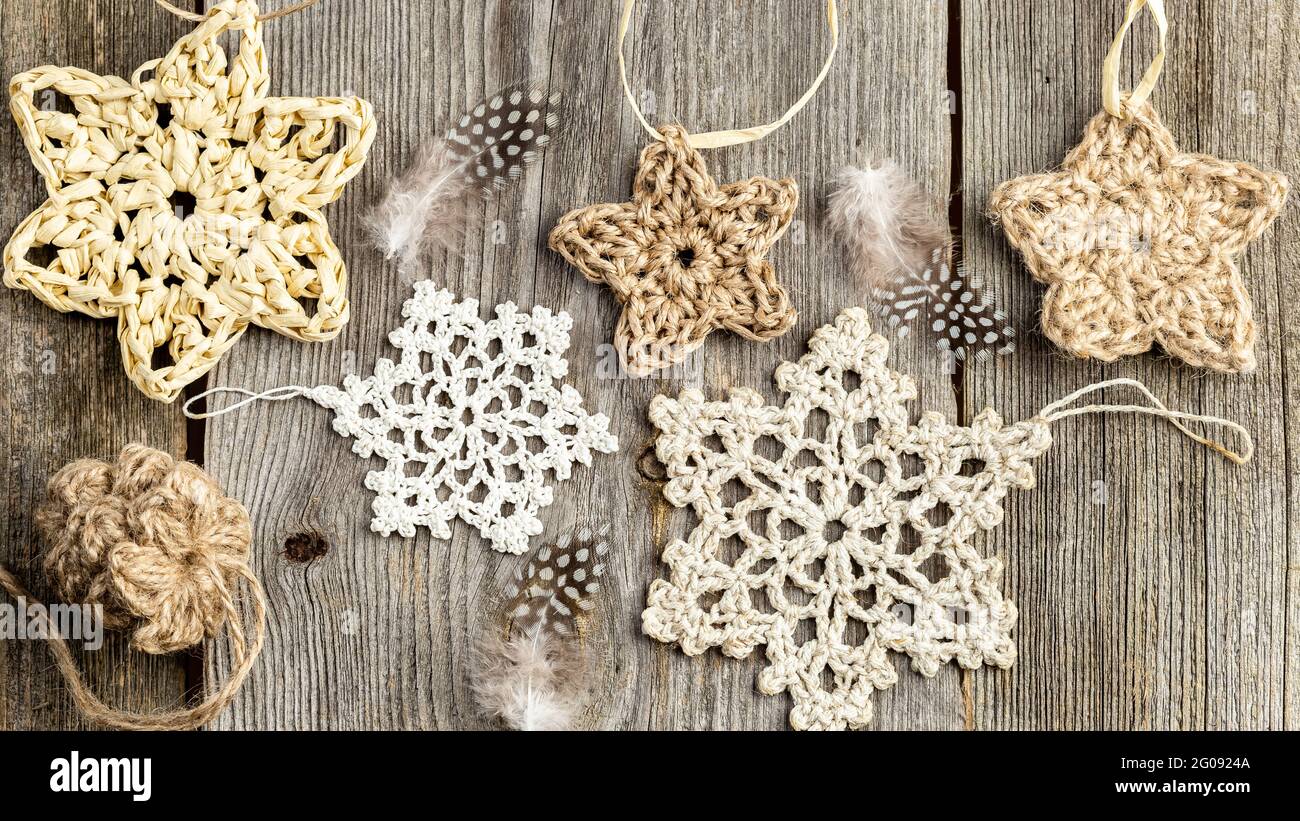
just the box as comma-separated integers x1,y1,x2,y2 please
990,102,1287,373
549,125,798,376
2,0,374,401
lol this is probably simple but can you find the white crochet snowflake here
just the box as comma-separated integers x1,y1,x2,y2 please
309,281,618,554
642,308,1054,729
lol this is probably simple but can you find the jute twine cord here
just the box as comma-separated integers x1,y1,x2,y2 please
643,308,1251,730
2,0,375,402
549,125,799,376
0,445,266,730
989,0,1288,373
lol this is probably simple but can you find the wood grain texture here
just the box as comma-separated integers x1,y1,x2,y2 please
203,0,962,730
962,0,1299,729
0,0,189,730
2,0,1294,731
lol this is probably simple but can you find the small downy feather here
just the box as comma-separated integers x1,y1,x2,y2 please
471,529,608,731
471,630,584,732
828,161,1015,360
827,160,949,279
365,138,470,271
367,82,562,271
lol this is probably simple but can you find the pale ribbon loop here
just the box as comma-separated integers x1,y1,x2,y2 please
183,385,317,419
618,0,839,149
154,0,321,23
1037,378,1253,465
1102,0,1168,117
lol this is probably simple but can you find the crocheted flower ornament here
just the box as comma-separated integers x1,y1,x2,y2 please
549,125,798,376
36,444,254,655
990,102,1287,373
3,0,375,401
643,308,1053,730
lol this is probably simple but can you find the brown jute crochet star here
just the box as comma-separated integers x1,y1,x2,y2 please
990,102,1287,373
549,125,798,376
2,0,374,401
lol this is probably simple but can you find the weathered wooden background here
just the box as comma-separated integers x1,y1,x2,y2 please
1,0,1295,730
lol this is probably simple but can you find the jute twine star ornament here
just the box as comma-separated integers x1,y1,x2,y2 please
3,0,374,401
549,0,840,376
550,126,798,376
990,0,1287,374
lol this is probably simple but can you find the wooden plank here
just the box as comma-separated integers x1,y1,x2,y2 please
587,0,962,731
0,0,190,729
204,0,568,730
205,0,964,730
961,0,1297,729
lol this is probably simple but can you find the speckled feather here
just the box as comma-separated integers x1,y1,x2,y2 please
472,529,608,731
871,246,1016,361
444,83,561,198
503,528,608,637
368,83,561,268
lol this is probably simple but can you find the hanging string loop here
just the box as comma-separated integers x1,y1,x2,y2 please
618,0,839,149
183,385,319,419
1102,0,1168,117
1037,377,1253,465
153,0,321,23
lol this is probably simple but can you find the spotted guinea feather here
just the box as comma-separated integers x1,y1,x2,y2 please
502,528,607,638
368,83,561,270
471,529,608,731
871,246,1016,361
829,161,1016,361
444,83,561,198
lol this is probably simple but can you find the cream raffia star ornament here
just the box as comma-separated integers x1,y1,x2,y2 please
989,0,1287,374
3,0,375,401
643,308,1252,730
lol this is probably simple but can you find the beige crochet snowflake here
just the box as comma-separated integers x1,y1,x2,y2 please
2,0,374,401
643,308,1054,730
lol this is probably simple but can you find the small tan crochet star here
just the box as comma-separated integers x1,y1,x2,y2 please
549,125,798,376
990,102,1287,373
2,0,374,401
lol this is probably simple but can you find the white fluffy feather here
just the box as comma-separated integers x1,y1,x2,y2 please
365,138,470,273
471,629,587,732
827,161,950,282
